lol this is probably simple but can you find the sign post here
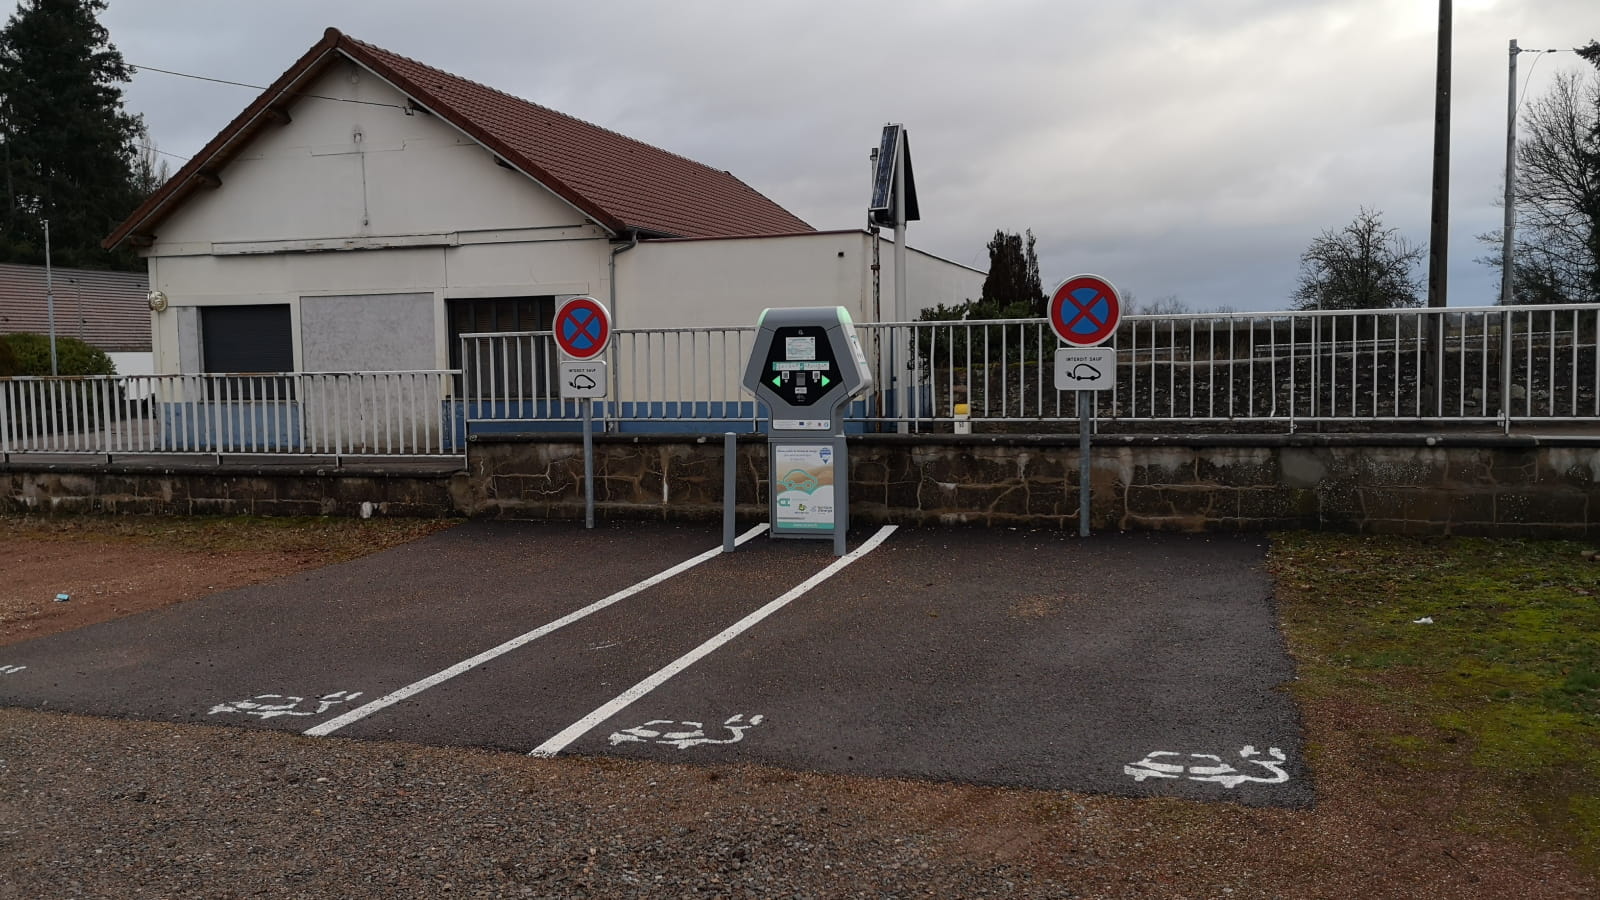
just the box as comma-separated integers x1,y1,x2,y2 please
1049,274,1122,537
554,296,613,529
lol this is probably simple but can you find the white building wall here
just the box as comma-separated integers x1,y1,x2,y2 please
609,232,983,406
615,231,982,330
133,52,986,419
142,56,616,377
153,61,593,246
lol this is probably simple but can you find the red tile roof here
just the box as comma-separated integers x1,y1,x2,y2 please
0,264,150,353
106,28,812,249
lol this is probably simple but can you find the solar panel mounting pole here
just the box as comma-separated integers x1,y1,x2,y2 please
893,133,909,434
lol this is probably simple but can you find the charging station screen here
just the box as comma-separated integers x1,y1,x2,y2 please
761,326,840,407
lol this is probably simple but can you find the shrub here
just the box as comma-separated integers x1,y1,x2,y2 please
0,332,117,377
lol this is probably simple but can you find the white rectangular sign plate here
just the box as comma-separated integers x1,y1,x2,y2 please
772,444,836,532
560,361,607,399
1055,347,1116,391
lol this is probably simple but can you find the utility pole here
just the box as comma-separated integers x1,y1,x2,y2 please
1427,0,1452,310
1425,0,1452,413
43,217,57,376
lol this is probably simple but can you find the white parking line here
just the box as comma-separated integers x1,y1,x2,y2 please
305,524,771,737
529,524,898,758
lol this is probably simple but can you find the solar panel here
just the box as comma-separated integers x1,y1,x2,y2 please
869,124,900,215
868,124,920,228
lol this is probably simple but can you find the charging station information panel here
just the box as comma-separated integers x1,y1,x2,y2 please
742,308,873,545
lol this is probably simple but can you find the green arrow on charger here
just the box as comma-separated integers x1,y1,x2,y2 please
771,376,782,386
820,375,831,387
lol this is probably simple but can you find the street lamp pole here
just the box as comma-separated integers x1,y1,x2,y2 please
1501,40,1564,305
43,217,57,375
1500,39,1519,306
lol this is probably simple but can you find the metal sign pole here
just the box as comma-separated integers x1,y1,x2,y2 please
1048,274,1121,540
1078,391,1091,538
583,398,595,529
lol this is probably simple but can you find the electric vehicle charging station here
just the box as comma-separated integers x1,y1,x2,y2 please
741,307,874,555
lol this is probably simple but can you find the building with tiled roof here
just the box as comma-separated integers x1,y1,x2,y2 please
0,264,149,353
105,28,981,398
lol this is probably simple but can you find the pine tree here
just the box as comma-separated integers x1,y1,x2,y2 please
975,229,1047,318
0,0,145,270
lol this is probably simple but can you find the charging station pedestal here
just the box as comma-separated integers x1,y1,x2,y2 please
741,307,874,554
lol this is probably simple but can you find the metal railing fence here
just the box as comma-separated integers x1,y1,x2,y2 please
461,303,1600,433
458,326,760,428
0,370,460,460
9,305,1589,460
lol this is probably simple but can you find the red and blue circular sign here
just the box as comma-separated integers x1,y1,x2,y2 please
554,296,612,360
1048,274,1121,347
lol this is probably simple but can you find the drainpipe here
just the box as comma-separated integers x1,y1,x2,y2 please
608,227,640,327
607,228,640,432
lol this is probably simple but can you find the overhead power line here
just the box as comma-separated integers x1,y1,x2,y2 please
129,62,410,111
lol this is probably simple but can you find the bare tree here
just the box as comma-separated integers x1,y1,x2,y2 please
1292,208,1424,311
132,137,172,195
1124,293,1189,316
1505,70,1599,304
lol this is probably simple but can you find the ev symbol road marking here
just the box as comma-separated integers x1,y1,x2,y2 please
609,713,766,749
1124,745,1290,789
208,690,364,721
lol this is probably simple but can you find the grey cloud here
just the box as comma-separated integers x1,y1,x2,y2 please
101,0,1595,311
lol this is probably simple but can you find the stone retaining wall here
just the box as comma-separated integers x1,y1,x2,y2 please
1,461,468,519
465,433,1600,537
4,433,1598,537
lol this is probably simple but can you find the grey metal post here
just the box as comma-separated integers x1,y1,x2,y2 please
833,434,848,557
1500,308,1515,434
582,398,595,528
723,432,736,552
1501,39,1519,306
44,218,57,376
1078,391,1091,537
893,132,909,435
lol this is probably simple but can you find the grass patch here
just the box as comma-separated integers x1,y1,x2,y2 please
1271,532,1600,868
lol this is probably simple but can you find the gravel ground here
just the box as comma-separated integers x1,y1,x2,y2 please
1,700,1594,899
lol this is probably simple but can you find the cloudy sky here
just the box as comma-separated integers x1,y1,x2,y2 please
100,0,1595,312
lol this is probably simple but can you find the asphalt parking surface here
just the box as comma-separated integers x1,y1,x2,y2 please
0,520,1310,807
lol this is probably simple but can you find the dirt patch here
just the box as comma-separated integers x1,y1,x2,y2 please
0,515,454,647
